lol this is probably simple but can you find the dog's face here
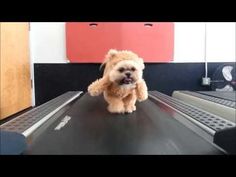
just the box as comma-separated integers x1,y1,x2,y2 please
109,59,143,87
102,49,145,88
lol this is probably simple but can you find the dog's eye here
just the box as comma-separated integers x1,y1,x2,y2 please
131,67,136,71
118,68,125,73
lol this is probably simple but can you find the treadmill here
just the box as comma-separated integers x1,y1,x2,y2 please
0,91,235,155
172,91,236,122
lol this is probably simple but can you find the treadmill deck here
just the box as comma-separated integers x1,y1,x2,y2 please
23,92,225,155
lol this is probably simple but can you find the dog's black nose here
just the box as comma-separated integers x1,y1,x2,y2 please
125,72,131,77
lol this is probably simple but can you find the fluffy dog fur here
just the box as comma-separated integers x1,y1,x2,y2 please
88,49,148,114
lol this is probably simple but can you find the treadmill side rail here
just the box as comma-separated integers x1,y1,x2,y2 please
0,91,83,137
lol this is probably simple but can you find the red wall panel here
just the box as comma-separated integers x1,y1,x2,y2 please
66,22,174,63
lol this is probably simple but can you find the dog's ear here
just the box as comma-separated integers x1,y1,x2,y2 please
100,49,118,70
107,49,118,57
138,58,145,70
106,49,118,58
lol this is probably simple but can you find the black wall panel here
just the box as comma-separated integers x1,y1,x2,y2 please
34,62,234,106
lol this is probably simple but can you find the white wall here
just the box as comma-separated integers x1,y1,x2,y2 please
30,22,67,63
30,22,236,63
174,22,206,62
206,23,235,62
174,22,236,62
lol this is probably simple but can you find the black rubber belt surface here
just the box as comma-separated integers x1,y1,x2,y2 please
25,93,224,155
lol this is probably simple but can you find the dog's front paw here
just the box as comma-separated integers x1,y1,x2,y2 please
136,80,148,102
137,91,148,102
125,105,136,113
108,105,125,114
88,85,101,96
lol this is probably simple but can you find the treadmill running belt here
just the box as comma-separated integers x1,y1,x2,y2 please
25,93,224,155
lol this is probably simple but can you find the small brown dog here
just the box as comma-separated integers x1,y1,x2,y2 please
88,49,148,114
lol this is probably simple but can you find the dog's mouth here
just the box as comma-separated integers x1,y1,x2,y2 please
119,77,134,85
